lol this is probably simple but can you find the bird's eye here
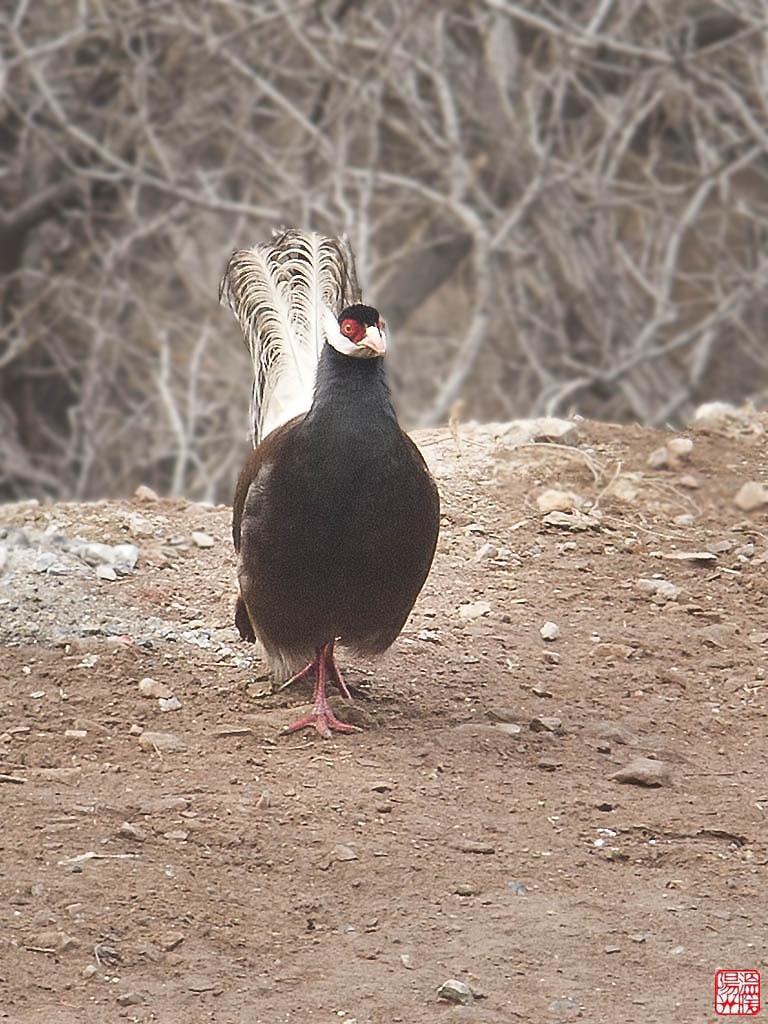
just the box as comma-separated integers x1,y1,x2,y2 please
340,319,359,340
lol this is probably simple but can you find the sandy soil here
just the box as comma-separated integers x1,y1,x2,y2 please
1,413,766,1024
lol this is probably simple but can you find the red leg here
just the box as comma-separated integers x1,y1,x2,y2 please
278,637,351,698
283,639,358,738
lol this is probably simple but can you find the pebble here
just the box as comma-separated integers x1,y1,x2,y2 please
673,513,695,527
138,677,173,699
158,696,182,712
454,840,495,855
636,577,681,603
191,531,215,548
540,621,561,641
118,821,148,842
134,484,160,501
610,757,672,787
96,565,117,581
27,930,79,953
542,509,602,530
692,401,746,430
647,446,670,469
437,979,475,1005
458,600,491,620
530,716,562,733
507,880,528,896
734,481,768,512
549,997,581,1013
329,844,358,862
116,992,144,1006
138,731,186,753
667,437,693,460
537,489,580,513
473,542,498,562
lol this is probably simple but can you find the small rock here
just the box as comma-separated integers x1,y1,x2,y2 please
473,542,498,562
678,474,701,489
458,600,492,621
636,577,681,603
673,513,695,527
27,930,79,953
537,489,580,513
734,481,768,512
158,696,182,712
604,945,622,954
64,729,87,739
537,756,562,771
454,840,495,854
495,722,522,736
134,484,160,501
96,565,117,581
78,542,116,566
112,543,139,573
540,621,561,641
663,550,716,563
692,401,745,430
549,997,581,1013
464,522,486,535
118,821,148,842
453,884,476,896
191,531,215,549
437,979,475,1005
610,757,672,787
647,446,670,470
667,437,693,460
0,547,7,573
138,677,173,699
542,509,602,530
138,731,185,753
158,931,185,951
82,964,98,978
530,716,562,733
329,844,358,862
507,880,528,895
116,992,144,1007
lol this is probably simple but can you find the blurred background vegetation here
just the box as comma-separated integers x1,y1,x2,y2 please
1,0,766,502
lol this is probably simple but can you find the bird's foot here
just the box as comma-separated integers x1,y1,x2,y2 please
283,699,360,739
281,638,360,738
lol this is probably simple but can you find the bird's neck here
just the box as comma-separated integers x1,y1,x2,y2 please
305,344,397,434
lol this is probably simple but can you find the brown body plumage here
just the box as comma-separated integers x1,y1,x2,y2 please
223,232,439,736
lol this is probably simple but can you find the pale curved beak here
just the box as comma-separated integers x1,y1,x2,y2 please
359,324,386,357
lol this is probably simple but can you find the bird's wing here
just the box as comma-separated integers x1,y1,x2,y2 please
220,228,360,444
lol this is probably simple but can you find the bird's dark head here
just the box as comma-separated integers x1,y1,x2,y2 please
323,303,386,359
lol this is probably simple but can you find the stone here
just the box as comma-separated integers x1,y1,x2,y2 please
191,531,215,548
540,621,561,641
610,757,672,787
437,979,475,1005
636,577,681,602
458,600,491,620
138,731,186,753
537,489,580,513
667,437,693,460
138,677,173,699
734,481,768,512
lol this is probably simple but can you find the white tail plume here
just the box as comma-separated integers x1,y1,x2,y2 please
220,229,360,444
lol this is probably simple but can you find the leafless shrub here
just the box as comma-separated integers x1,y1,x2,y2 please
1,0,766,501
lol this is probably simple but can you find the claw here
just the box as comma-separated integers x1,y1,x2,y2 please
282,638,359,737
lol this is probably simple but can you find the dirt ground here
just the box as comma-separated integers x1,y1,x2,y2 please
1,412,766,1024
